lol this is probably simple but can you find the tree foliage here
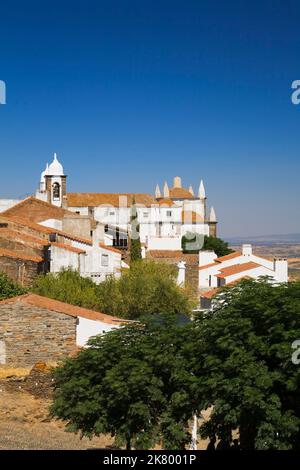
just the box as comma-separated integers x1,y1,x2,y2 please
32,263,194,320
202,235,233,257
51,315,197,450
96,261,195,319
32,269,99,310
50,279,300,450
191,279,300,450
0,271,27,300
181,234,232,257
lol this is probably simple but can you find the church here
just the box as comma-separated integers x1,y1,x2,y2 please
35,153,218,252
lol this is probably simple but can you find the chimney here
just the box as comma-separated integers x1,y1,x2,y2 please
92,223,105,247
274,258,288,283
177,261,186,286
199,250,217,267
242,244,252,257
173,176,182,188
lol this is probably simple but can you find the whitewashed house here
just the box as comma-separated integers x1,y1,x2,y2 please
199,244,288,309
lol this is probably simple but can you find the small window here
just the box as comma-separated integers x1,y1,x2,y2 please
167,210,172,217
109,211,115,216
75,211,80,215
49,233,57,243
52,183,60,200
104,224,109,233
101,254,109,267
143,212,149,218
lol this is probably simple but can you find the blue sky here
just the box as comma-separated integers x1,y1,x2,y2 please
0,0,299,237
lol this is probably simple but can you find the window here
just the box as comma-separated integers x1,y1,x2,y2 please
49,233,57,243
143,212,149,218
52,183,60,200
104,224,109,233
101,254,109,267
167,210,172,217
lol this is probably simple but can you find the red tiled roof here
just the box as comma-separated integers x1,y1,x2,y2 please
215,252,241,263
67,193,156,208
216,262,262,279
198,262,218,270
99,243,122,255
1,197,75,222
1,215,92,246
169,187,195,199
156,198,176,206
0,248,43,263
0,228,49,246
50,242,86,254
0,294,127,325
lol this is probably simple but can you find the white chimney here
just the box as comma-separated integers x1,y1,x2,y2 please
173,176,182,188
274,258,288,283
177,261,186,286
199,250,217,267
242,244,252,257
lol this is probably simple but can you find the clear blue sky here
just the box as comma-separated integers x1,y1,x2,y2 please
0,0,299,237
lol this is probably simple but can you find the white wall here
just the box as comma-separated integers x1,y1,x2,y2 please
147,236,182,251
76,317,121,347
40,218,63,230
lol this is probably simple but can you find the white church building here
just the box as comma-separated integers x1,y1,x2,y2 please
34,153,218,253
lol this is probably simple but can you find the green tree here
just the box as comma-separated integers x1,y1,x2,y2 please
96,260,195,319
51,316,197,450
190,279,300,450
202,235,233,257
32,269,99,310
130,197,142,262
0,271,27,300
181,233,233,256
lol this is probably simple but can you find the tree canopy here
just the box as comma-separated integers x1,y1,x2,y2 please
181,234,233,257
191,279,300,450
33,263,195,319
96,260,195,319
50,279,300,450
0,271,27,300
51,315,197,450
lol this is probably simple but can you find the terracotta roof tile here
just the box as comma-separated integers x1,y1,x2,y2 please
169,187,195,199
0,294,128,325
0,228,49,246
67,193,156,208
99,243,122,255
1,215,92,246
156,198,176,206
50,242,86,254
198,262,218,270
0,247,43,263
216,262,262,278
215,252,241,263
1,197,75,222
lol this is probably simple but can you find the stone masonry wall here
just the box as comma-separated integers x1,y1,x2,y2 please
0,256,43,287
0,301,77,367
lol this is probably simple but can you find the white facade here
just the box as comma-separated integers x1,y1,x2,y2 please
199,244,288,290
76,316,122,347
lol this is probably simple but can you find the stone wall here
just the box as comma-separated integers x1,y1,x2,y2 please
0,301,77,367
0,256,44,287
